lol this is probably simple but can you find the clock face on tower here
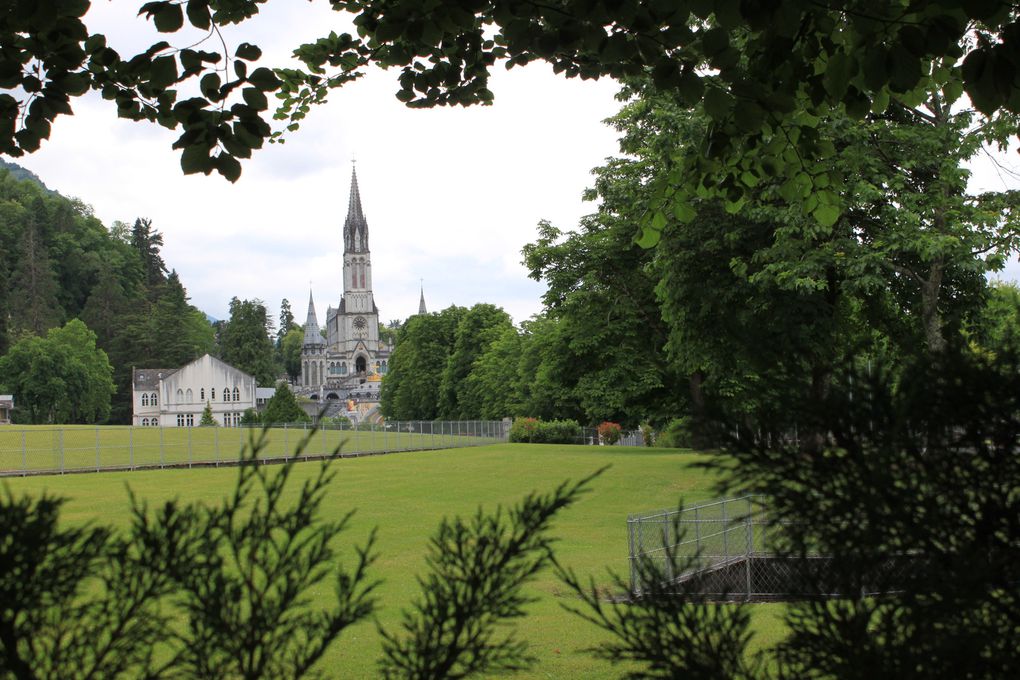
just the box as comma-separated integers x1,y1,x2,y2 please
353,316,367,337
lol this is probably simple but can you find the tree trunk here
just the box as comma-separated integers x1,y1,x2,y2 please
920,258,946,354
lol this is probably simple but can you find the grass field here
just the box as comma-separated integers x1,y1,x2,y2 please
1,441,787,678
0,424,499,474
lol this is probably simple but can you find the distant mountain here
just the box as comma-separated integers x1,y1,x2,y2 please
0,158,49,191
205,312,220,324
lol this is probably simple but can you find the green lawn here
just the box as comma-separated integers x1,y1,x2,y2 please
1,441,787,678
0,424,498,474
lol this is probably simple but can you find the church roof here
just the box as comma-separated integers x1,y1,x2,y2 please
133,367,177,390
303,290,325,346
343,167,369,254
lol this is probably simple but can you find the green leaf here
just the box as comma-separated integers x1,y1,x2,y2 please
242,87,268,111
676,70,704,105
635,226,661,248
248,67,280,91
824,51,852,99
180,144,212,175
236,43,262,62
152,4,184,33
216,153,242,182
149,55,177,89
651,211,667,231
673,202,696,222
812,203,841,227
703,87,733,120
186,0,211,29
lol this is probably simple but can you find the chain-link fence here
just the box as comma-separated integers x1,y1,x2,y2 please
0,420,508,477
628,496,920,600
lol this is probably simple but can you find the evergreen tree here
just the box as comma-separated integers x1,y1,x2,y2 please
9,209,61,335
200,401,217,426
130,218,167,291
262,384,309,424
277,298,294,341
220,297,277,385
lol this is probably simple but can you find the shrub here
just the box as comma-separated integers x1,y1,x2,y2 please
508,417,540,442
640,423,655,446
508,418,582,444
655,417,695,449
240,408,261,426
597,421,623,445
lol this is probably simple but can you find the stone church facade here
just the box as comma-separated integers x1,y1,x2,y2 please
298,169,393,402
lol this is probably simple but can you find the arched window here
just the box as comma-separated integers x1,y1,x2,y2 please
381,360,387,374
142,418,149,426
177,388,184,402
186,388,193,402
233,387,240,401
151,392,158,406
200,388,205,400
142,393,149,407
152,418,158,426
359,265,366,288
223,386,230,402
211,388,216,400
341,362,347,375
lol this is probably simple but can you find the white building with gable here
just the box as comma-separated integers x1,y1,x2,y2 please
132,354,267,427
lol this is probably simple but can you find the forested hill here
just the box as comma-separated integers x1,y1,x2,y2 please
0,164,214,423
0,159,48,191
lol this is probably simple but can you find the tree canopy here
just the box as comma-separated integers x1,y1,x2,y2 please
4,2,1019,230
0,319,114,424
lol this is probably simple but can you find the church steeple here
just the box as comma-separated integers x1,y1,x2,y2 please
343,166,369,254
418,284,428,315
303,289,324,347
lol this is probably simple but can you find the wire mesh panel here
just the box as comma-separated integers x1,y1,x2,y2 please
0,421,509,477
628,496,767,598
628,496,918,600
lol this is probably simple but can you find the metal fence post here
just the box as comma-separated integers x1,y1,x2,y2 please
59,429,64,474
187,426,192,468
723,500,729,564
20,430,26,476
159,426,165,469
283,422,288,460
431,421,435,449
95,426,100,472
745,497,754,600
214,426,219,466
129,427,134,470
628,516,638,596
663,511,674,584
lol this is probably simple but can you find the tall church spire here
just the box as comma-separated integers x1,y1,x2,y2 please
418,283,428,315
343,166,369,253
303,289,324,347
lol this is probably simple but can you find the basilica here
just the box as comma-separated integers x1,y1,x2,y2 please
298,168,394,402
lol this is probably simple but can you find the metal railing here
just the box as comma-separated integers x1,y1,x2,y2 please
628,495,769,598
627,496,921,600
0,420,509,477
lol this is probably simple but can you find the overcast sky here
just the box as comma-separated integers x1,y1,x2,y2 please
15,3,622,325
13,4,1020,327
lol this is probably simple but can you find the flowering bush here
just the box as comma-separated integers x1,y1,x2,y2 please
597,421,622,445
508,417,540,442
